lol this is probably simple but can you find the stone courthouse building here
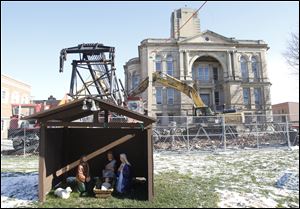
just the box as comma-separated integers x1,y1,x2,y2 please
124,8,272,120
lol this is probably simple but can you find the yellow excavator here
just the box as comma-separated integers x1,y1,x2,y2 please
129,71,234,116
128,72,243,143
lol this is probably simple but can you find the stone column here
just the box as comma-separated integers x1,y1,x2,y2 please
187,51,195,81
124,68,128,93
179,50,185,80
231,50,236,80
161,55,166,75
247,57,252,82
184,50,189,80
147,52,153,117
211,88,215,111
223,84,230,106
260,51,269,82
226,50,232,80
250,87,256,110
232,51,240,80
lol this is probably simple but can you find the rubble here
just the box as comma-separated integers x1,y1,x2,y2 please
153,133,292,151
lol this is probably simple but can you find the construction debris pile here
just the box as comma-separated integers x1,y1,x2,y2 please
153,132,298,151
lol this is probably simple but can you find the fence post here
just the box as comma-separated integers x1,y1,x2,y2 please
222,114,226,151
256,116,259,149
187,117,190,152
23,127,26,157
285,114,291,149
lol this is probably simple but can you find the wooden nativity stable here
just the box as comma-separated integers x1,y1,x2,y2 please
24,96,156,202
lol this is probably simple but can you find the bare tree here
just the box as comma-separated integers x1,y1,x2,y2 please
283,31,299,75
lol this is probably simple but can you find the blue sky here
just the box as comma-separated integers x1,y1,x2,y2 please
1,1,299,103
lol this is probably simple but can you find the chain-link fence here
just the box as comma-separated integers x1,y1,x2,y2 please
153,114,299,152
1,114,299,171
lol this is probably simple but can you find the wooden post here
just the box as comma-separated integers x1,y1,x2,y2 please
93,112,99,123
222,114,226,151
147,126,154,201
39,124,46,202
104,110,109,123
62,127,69,181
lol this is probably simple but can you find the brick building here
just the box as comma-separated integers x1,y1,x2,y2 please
1,74,32,139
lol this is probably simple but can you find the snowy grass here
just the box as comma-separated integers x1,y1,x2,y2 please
154,147,299,208
1,147,299,208
36,172,219,208
1,155,38,172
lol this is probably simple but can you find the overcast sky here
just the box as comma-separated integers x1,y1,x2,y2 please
1,1,299,104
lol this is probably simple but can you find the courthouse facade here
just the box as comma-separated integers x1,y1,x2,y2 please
124,8,272,121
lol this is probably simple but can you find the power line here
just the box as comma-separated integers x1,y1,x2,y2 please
150,1,208,55
176,1,207,37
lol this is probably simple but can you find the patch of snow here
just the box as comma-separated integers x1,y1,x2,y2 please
290,145,299,150
216,189,278,208
276,171,299,191
1,172,38,208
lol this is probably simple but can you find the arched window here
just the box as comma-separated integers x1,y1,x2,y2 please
166,55,173,76
155,55,162,72
131,72,139,89
198,64,209,81
251,57,259,80
192,67,196,80
240,56,248,81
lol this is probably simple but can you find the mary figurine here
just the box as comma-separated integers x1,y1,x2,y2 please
116,153,131,193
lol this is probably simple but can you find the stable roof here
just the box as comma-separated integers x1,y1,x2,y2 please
24,96,155,126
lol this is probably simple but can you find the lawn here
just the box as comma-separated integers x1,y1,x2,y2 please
1,147,299,208
1,155,38,172
35,171,219,208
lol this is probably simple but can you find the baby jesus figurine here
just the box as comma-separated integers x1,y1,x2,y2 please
101,177,112,191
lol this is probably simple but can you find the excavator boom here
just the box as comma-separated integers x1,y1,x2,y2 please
129,77,150,97
152,72,205,108
128,72,214,115
128,71,244,120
